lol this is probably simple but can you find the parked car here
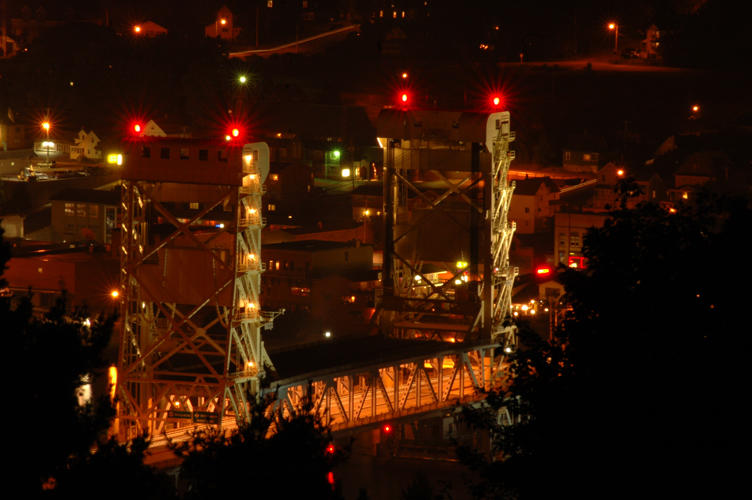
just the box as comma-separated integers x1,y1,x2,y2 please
38,161,57,168
620,47,639,59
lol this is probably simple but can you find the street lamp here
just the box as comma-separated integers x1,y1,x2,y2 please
608,23,619,53
43,141,54,165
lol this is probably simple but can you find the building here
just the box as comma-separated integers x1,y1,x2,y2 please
205,5,240,40
0,109,27,150
554,211,609,267
134,21,167,37
260,240,375,335
641,23,666,60
137,119,192,138
7,2,103,53
0,148,34,178
562,135,607,173
508,176,560,233
69,128,101,160
49,187,119,244
3,245,119,315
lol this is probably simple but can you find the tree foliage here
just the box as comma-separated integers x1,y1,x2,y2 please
169,395,348,500
457,192,751,499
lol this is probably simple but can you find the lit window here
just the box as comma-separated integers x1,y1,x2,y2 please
189,203,199,210
65,203,74,216
89,205,99,218
268,204,276,211
565,151,571,161
77,204,87,217
271,174,279,181
583,154,592,161
180,148,189,160
682,192,688,200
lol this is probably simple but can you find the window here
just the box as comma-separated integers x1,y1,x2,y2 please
180,148,189,160
302,1,307,7
160,148,170,159
275,261,280,270
189,203,199,210
271,174,279,181
89,205,99,218
267,0,273,6
559,233,565,246
592,153,599,161
218,150,228,162
571,232,580,247
140,147,150,159
199,150,208,161
77,204,87,217
414,117,422,127
565,151,571,161
524,207,530,213
268,204,276,211
278,148,287,158
65,203,74,216
602,175,606,181
583,153,592,161
291,287,310,296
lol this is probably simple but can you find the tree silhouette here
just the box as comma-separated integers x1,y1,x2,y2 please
457,191,751,499
169,395,348,500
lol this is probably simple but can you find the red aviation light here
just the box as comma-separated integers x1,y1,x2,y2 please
232,128,240,137
493,96,501,106
133,123,142,133
401,93,408,103
383,423,393,434
326,444,335,454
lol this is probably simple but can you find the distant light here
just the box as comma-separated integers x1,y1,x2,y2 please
536,267,551,275
225,135,232,141
455,279,461,285
504,346,512,353
383,424,392,433
221,18,227,25
111,290,119,298
401,93,408,103
134,25,141,33
216,223,225,228
341,168,351,178
521,305,529,311
327,472,335,486
608,23,615,30
134,124,141,133
325,331,331,338
414,275,422,281
232,128,239,137
617,169,624,176
333,150,340,158
530,309,536,315
493,96,500,106
692,105,699,112
239,76,247,83
42,122,50,131
402,72,408,79
327,444,335,454
42,141,54,147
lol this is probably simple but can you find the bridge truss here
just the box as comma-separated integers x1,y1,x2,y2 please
116,141,277,440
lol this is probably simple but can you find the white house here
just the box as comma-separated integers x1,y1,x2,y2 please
70,129,101,160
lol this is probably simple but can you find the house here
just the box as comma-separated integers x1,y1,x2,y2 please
138,119,192,138
134,21,167,37
0,109,27,150
205,5,241,40
49,187,120,244
554,211,609,267
69,128,101,160
591,162,647,211
508,176,560,233
641,23,666,60
562,135,607,173
263,160,315,222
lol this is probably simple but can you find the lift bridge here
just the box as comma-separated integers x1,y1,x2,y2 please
115,111,517,443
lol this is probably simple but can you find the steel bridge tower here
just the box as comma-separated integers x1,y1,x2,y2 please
377,110,517,346
116,139,279,440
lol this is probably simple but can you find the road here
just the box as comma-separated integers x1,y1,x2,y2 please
230,24,359,59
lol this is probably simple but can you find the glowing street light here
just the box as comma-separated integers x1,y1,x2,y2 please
134,25,141,33
692,105,699,112
617,169,625,176
239,75,247,83
402,72,408,79
111,290,120,298
608,23,619,53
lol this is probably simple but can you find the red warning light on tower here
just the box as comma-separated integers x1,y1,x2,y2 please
232,128,240,137
401,93,408,103
383,423,393,434
133,123,142,133
493,96,501,106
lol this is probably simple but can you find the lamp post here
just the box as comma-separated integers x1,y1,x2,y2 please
42,121,50,164
608,23,619,53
